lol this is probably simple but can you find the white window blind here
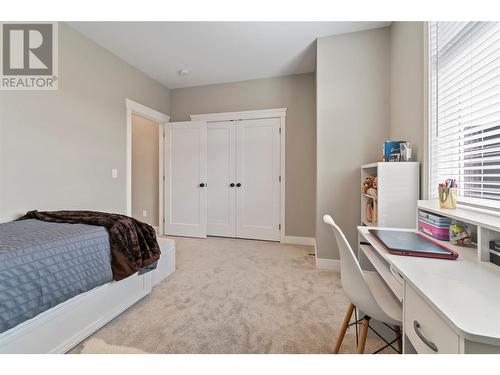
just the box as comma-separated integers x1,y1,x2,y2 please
429,21,500,209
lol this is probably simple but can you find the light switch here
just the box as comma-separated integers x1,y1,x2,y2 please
142,210,148,218
111,169,118,179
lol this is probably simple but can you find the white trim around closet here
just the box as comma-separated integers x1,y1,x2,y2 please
190,108,287,123
190,108,287,243
125,99,170,233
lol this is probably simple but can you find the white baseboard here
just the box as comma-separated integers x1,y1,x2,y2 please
283,236,316,246
315,257,341,272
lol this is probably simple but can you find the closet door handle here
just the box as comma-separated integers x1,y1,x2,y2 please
413,320,438,352
236,183,241,187
199,183,205,188
230,183,235,187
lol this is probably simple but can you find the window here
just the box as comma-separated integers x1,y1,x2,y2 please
429,22,500,209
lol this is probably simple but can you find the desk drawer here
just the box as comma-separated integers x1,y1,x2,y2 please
404,284,459,354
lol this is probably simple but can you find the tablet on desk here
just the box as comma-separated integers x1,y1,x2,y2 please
368,229,458,260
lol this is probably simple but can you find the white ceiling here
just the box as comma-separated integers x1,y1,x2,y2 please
68,22,390,89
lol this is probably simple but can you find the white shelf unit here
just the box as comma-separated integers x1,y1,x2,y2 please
417,199,500,265
361,162,420,228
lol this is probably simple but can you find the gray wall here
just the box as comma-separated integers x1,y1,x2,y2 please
390,22,424,164
0,22,425,250
315,27,391,260
170,73,316,237
0,23,170,222
132,114,159,227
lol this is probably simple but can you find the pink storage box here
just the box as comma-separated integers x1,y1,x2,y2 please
418,220,450,241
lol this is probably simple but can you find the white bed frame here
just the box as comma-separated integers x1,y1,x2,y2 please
0,237,175,354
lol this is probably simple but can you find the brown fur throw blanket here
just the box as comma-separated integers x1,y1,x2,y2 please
18,210,161,281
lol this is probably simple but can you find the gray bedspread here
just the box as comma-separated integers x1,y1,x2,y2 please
0,219,113,334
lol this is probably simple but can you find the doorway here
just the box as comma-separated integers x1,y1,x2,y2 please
131,114,160,230
125,99,170,233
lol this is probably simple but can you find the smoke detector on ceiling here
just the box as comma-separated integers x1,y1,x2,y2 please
178,69,189,76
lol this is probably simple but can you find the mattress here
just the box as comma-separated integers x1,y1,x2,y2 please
0,219,113,333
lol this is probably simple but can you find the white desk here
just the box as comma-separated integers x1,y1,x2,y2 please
358,226,500,354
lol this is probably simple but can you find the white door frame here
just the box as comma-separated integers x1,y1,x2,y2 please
126,99,170,233
191,108,287,242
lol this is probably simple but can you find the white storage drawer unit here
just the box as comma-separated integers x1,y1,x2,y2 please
404,283,460,354
153,237,176,286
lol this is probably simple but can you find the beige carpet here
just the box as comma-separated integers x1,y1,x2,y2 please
81,338,147,354
71,237,392,354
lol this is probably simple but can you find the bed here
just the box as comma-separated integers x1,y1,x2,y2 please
0,217,175,353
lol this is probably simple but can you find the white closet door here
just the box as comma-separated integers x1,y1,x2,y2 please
164,121,207,238
207,121,236,237
236,118,281,241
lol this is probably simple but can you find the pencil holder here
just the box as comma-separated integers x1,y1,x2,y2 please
439,187,457,209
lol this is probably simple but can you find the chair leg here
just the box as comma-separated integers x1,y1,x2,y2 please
357,316,370,354
332,303,355,354
395,326,402,353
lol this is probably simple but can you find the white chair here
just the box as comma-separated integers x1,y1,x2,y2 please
323,214,402,354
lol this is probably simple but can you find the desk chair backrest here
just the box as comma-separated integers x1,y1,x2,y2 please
323,215,390,322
